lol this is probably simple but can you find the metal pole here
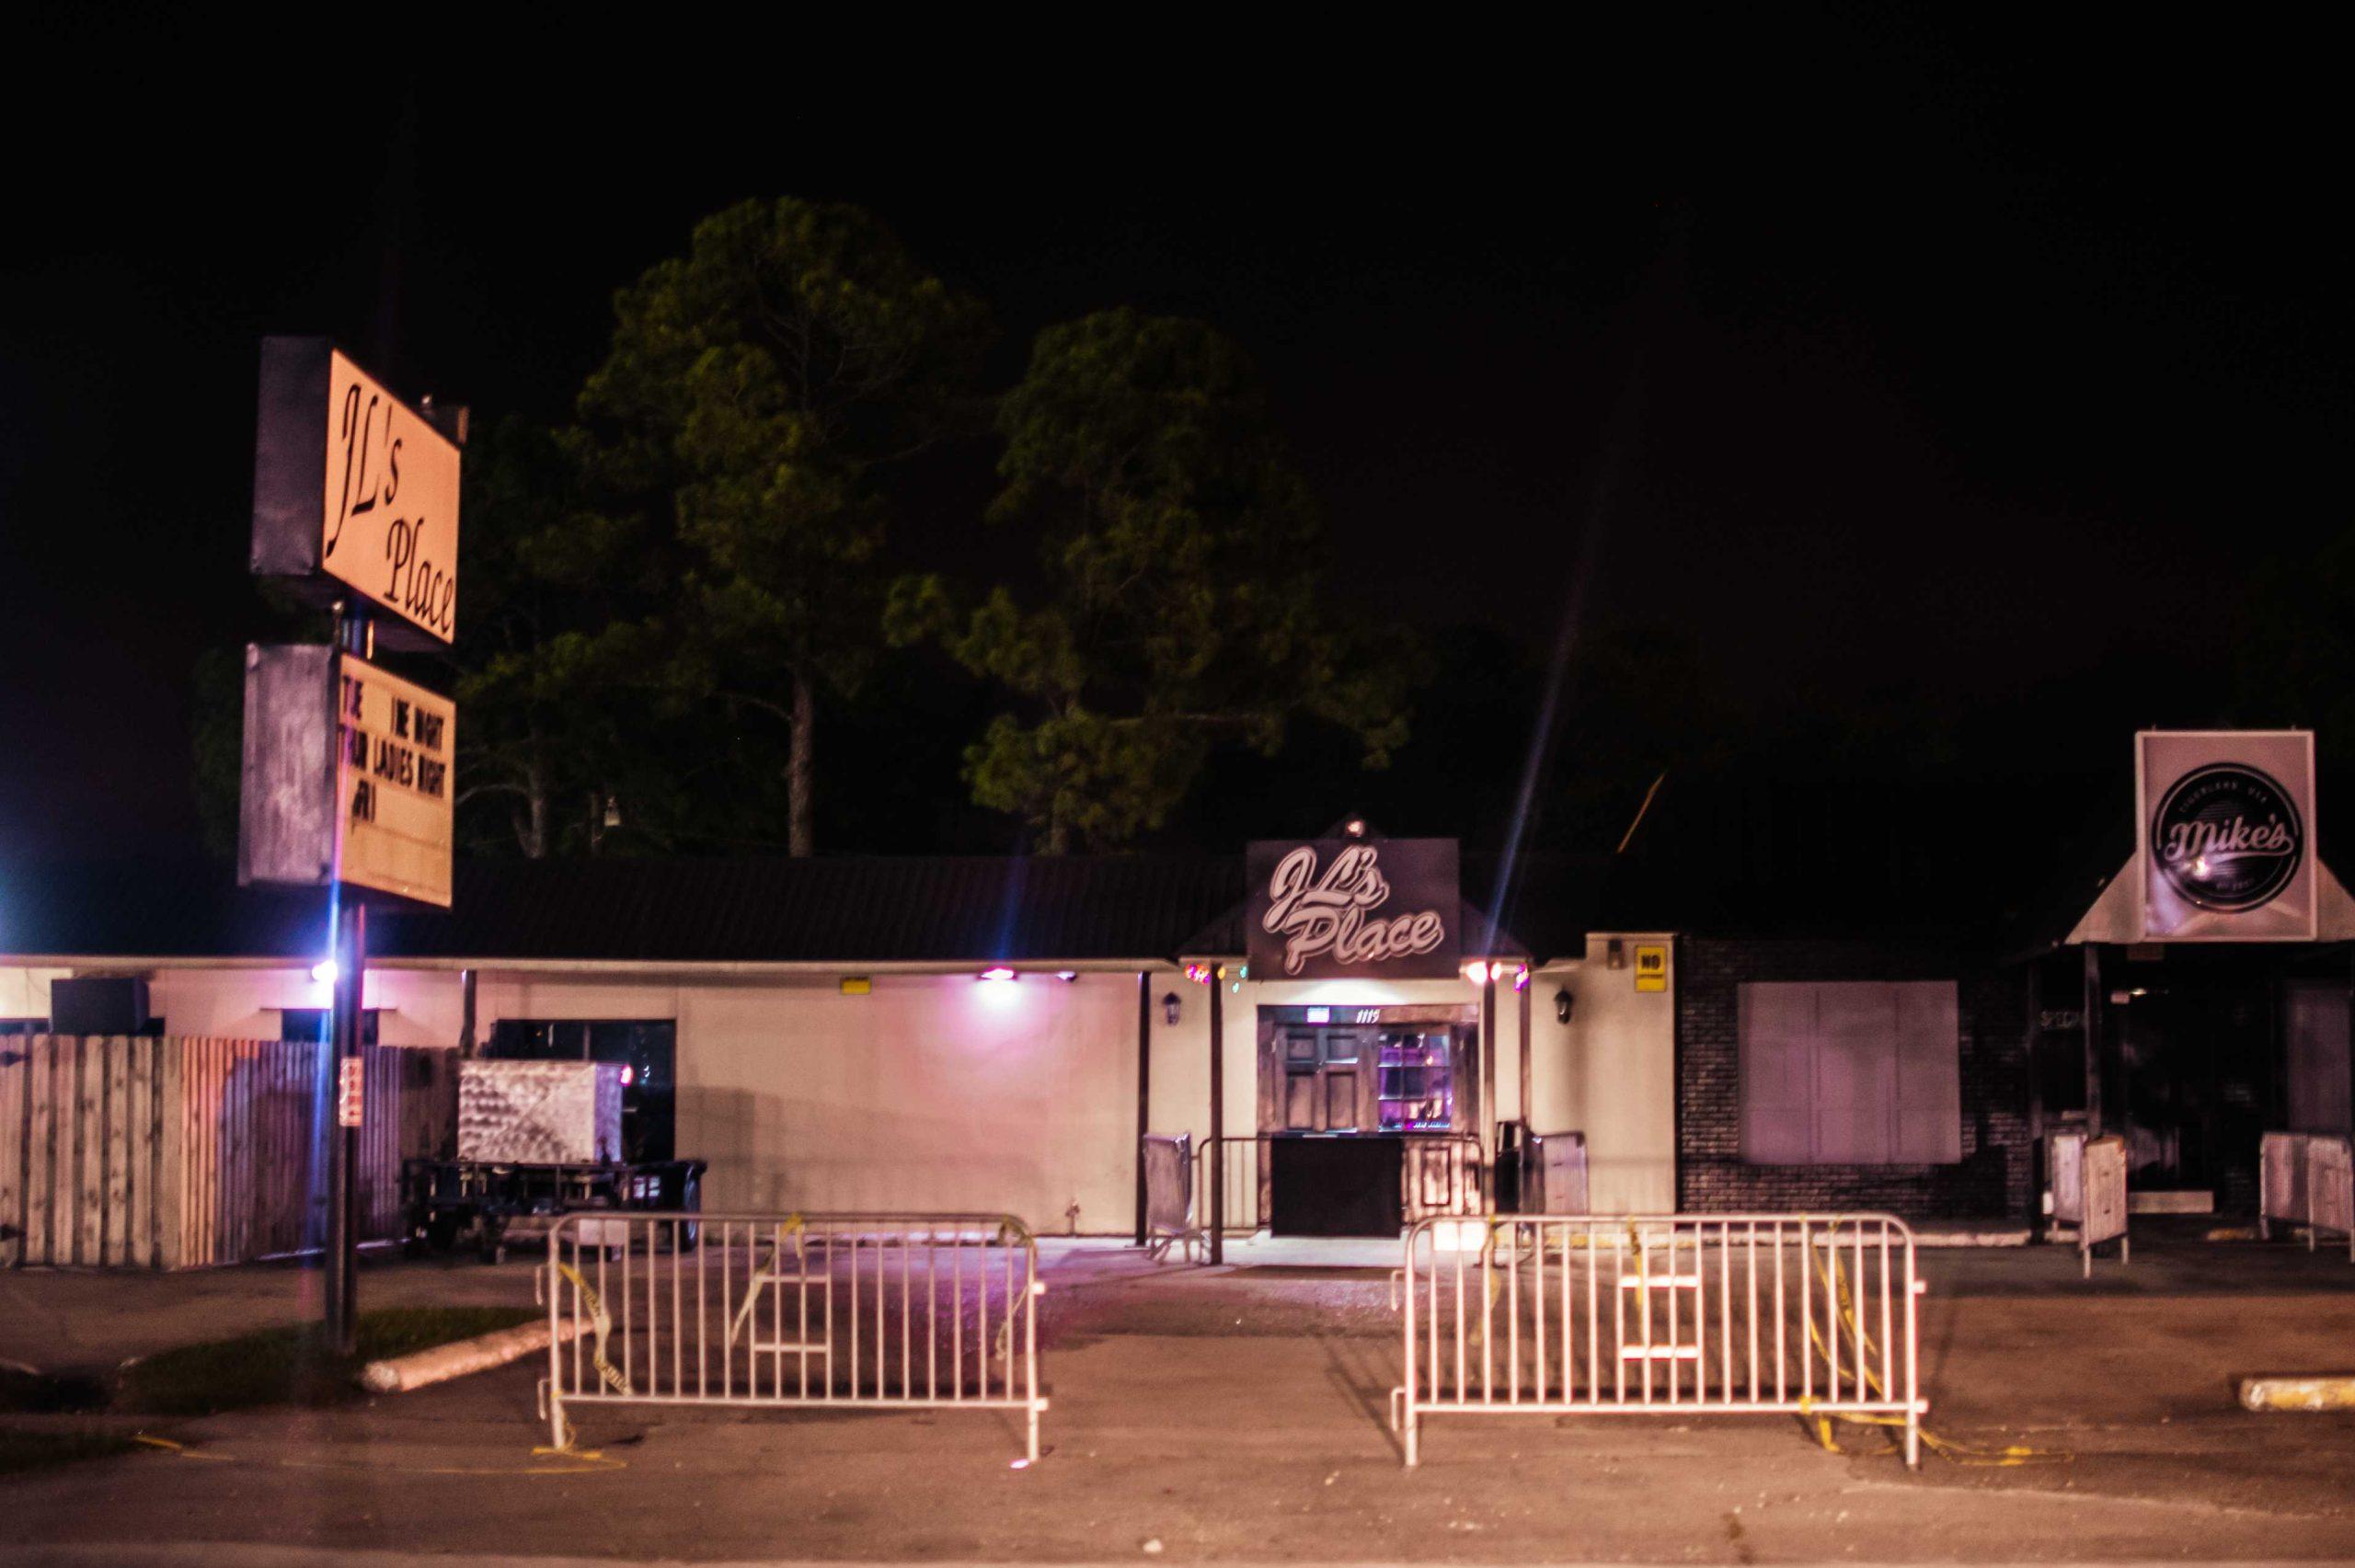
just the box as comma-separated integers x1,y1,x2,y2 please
1209,964,1224,1266
1134,970,1151,1247
325,603,369,1356
1517,971,1534,1133
1481,971,1499,1171
2082,943,2104,1136
327,900,366,1355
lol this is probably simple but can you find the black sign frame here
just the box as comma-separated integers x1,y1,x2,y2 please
1246,837,1461,980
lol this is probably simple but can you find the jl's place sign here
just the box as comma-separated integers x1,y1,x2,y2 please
239,647,455,908
2137,730,2315,941
251,338,460,644
1246,838,1460,980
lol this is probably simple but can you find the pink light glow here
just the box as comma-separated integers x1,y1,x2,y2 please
978,967,1017,982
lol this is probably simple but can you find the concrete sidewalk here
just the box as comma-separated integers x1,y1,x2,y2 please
2,1234,2353,1561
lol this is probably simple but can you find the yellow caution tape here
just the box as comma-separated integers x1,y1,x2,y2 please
725,1213,808,1348
553,1260,630,1396
1798,1221,2070,1468
133,1432,625,1477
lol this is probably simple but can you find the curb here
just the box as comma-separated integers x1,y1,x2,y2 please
2238,1375,2355,1412
359,1318,580,1394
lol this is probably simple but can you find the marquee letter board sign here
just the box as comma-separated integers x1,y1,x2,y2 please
250,337,461,646
2136,729,2315,941
1246,838,1461,979
238,646,454,908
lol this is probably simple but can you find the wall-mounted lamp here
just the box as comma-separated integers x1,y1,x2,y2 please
978,967,1017,982
1343,818,1368,839
1605,939,1626,971
1555,986,1574,1024
1184,963,1213,985
1162,990,1182,1025
1464,959,1491,986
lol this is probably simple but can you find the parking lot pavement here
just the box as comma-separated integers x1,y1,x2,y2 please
3,1231,2353,1562
0,1250,544,1373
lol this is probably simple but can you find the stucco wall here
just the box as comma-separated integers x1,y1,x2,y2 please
6,935,1680,1230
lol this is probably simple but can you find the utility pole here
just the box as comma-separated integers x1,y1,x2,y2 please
326,602,371,1356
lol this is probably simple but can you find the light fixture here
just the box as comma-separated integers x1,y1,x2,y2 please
1056,970,1078,983
1511,965,1531,993
1162,990,1181,1025
978,967,1017,983
1555,987,1574,1024
1464,959,1490,986
311,958,339,986
1304,1006,1329,1024
1343,818,1368,839
1605,939,1626,970
1185,963,1213,985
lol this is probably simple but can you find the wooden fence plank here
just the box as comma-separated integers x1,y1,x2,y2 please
0,1037,21,1268
102,1038,129,1266
28,1039,54,1265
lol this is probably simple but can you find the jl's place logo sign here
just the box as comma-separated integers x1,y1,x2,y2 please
1246,838,1460,980
2136,731,2317,941
2151,764,2303,911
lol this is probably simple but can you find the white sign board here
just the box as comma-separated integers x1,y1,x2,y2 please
337,652,455,907
2136,729,2315,941
251,338,461,644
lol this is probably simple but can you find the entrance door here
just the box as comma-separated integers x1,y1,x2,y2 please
1256,1007,1479,1235
2286,982,2353,1136
1277,1025,1372,1131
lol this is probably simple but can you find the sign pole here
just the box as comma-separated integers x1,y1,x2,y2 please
1208,964,1224,1267
325,602,371,1356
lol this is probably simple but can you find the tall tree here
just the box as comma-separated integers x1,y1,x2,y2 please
892,308,1412,852
578,198,987,855
445,416,678,857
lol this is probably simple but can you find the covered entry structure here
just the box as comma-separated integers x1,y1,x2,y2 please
2018,731,2355,1214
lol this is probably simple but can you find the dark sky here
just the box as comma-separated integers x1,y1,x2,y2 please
3,15,2346,864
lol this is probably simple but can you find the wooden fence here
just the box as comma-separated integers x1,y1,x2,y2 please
0,1036,456,1269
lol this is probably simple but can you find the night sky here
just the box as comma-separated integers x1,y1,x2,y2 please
4,17,2345,867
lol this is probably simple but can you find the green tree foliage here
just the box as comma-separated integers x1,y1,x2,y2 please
443,416,684,857
892,309,1412,852
578,198,988,855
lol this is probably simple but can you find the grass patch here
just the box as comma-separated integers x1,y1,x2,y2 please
0,1428,144,1476
116,1306,537,1417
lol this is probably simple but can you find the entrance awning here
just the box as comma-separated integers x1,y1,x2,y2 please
2065,856,2355,944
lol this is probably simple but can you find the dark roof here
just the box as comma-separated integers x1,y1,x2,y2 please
0,852,1665,967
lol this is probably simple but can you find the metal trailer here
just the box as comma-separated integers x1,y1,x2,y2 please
402,1156,706,1263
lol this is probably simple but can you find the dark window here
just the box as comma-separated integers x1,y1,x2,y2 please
1740,982,1961,1165
486,1020,676,1162
279,1009,380,1045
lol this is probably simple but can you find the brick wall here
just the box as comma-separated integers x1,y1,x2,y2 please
1677,937,2034,1220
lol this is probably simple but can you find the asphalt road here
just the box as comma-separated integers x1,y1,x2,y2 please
2,1236,2353,1562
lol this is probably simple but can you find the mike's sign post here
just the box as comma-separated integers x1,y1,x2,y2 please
2136,731,2315,942
240,338,462,1355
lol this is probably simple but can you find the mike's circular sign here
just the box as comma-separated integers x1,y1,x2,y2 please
2151,763,2304,912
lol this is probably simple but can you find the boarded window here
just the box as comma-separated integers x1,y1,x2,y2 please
1740,981,1962,1165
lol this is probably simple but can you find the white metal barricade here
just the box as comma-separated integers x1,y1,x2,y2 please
1141,1135,1199,1262
2263,1133,2355,1261
1393,1214,1924,1468
2050,1130,2128,1276
541,1211,1047,1461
